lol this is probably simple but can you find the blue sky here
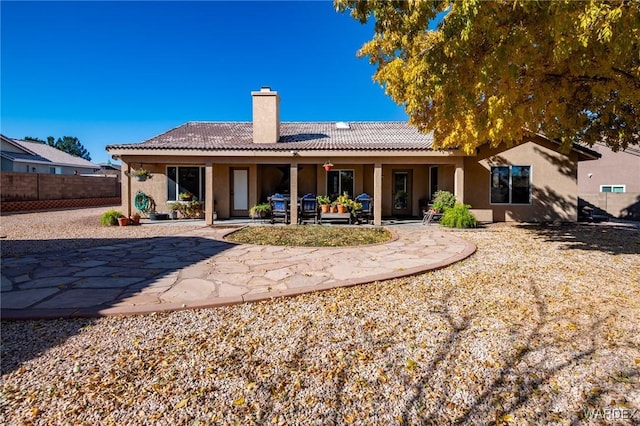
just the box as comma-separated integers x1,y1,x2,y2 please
1,1,409,164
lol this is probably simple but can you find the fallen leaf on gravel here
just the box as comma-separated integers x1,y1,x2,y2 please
174,397,188,410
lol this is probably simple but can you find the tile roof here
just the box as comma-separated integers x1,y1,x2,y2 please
106,122,435,151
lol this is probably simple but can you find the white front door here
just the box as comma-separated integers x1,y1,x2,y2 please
231,168,249,216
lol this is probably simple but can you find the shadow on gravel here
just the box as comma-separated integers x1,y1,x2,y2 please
1,235,236,374
516,223,640,255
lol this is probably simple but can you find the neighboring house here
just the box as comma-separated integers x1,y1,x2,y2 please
578,143,640,220
106,87,599,225
98,161,121,176
1,134,100,174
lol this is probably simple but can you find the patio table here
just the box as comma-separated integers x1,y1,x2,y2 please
319,212,352,224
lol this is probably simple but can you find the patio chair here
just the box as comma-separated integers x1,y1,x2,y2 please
298,193,318,224
422,207,443,225
354,193,373,224
269,194,289,224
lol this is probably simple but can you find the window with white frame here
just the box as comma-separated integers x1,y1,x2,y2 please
490,165,531,204
600,185,625,193
327,170,354,199
167,166,206,201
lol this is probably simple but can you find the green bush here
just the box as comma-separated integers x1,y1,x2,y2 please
440,203,478,228
432,190,456,213
100,209,124,226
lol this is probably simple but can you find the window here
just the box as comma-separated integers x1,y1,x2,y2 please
49,166,61,174
327,170,354,199
167,166,206,201
490,165,531,204
600,185,625,193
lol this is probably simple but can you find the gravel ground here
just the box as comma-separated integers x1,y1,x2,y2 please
1,208,639,425
0,207,206,257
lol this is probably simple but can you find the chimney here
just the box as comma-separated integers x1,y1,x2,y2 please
252,86,280,144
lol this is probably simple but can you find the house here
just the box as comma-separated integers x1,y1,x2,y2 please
1,135,100,175
106,87,600,225
578,143,640,220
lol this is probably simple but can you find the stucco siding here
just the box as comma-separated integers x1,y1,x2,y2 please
465,138,579,222
578,144,640,193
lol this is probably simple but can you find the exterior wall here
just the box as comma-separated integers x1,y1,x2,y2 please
118,156,458,220
577,144,640,220
1,197,121,214
579,192,640,221
464,137,580,222
122,162,260,219
578,144,640,193
2,161,96,175
1,171,120,202
380,164,431,217
1,158,14,171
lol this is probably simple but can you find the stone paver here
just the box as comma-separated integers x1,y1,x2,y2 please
0,225,476,319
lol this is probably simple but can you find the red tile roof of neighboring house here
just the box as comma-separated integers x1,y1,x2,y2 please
106,122,436,151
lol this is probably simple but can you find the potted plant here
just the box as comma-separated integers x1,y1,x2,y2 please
249,202,271,219
179,191,193,201
317,195,331,213
125,168,153,182
130,213,141,225
168,202,182,219
323,161,333,172
336,192,351,214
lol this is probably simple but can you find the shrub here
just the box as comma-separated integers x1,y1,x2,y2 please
440,203,478,228
432,190,456,213
100,209,123,226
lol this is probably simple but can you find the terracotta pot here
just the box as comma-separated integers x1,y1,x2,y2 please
337,205,348,214
321,204,330,213
330,206,338,213
117,217,129,226
131,215,140,225
323,165,333,171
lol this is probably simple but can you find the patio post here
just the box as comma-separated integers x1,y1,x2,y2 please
205,162,214,225
290,162,298,225
121,160,132,217
373,162,382,226
454,158,465,204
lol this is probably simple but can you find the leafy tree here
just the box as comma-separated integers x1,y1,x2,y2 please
336,0,639,153
54,136,92,161
24,136,45,143
23,135,92,160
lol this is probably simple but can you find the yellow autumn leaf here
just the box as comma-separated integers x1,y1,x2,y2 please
174,397,188,410
498,413,515,424
233,396,245,406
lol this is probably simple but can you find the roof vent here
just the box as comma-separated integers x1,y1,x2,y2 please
336,121,350,130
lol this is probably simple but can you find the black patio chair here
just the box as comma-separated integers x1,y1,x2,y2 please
269,194,289,224
354,193,373,224
298,193,318,224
